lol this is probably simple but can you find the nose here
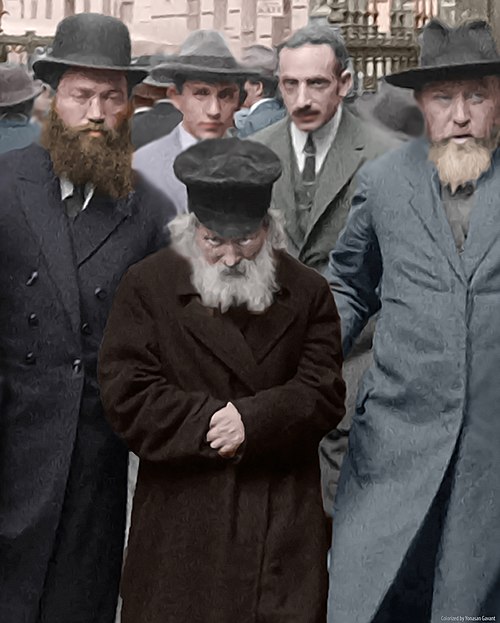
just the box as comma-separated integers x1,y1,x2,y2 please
451,95,470,127
296,82,312,109
222,245,240,268
87,96,105,123
206,95,221,119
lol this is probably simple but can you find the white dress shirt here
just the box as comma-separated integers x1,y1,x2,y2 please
290,105,343,175
60,176,95,212
179,123,199,151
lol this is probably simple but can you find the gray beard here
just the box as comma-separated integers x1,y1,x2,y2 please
170,219,280,313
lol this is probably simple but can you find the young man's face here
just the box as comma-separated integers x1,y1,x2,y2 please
279,43,352,132
170,80,240,139
416,76,500,144
55,67,129,133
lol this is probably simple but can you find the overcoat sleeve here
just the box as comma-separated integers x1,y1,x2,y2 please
233,280,346,462
324,167,383,357
98,269,226,465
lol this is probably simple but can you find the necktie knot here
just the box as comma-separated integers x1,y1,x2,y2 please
65,184,85,219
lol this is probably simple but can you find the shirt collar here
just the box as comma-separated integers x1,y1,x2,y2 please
179,123,200,151
59,176,95,212
290,104,343,154
249,97,274,114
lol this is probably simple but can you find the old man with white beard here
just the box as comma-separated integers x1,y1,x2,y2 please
98,138,346,623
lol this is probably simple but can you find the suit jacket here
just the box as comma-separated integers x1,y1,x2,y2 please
98,248,345,623
252,108,400,514
236,98,286,138
133,124,188,215
0,117,40,154
0,143,174,622
326,138,500,623
131,101,183,151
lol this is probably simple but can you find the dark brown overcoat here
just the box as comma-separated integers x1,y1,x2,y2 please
98,247,345,623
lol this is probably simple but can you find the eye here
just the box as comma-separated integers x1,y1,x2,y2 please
282,79,297,89
434,93,451,102
471,92,486,103
237,237,254,246
194,89,210,97
205,236,221,246
106,91,123,101
309,79,328,88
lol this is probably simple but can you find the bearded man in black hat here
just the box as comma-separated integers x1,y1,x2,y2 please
326,19,500,623
0,13,174,623
98,138,346,623
134,30,252,215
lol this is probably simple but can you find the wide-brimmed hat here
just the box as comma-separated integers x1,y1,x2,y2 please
355,79,424,140
0,63,44,107
386,19,500,90
240,45,278,80
150,30,258,86
134,55,177,87
32,13,147,89
174,138,282,238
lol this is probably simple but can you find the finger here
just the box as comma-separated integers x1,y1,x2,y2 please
206,428,219,443
218,446,237,458
209,438,225,450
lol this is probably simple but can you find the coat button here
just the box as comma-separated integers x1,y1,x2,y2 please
26,271,39,286
25,352,36,365
94,287,107,300
81,322,92,335
28,313,39,327
72,358,83,374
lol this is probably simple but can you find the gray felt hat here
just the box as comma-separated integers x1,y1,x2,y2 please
0,63,44,107
387,19,500,90
150,30,259,86
240,45,278,79
32,13,147,89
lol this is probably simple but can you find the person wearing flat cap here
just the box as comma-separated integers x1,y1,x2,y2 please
98,138,346,623
0,63,43,154
325,19,500,623
0,13,175,623
134,30,254,215
234,44,286,138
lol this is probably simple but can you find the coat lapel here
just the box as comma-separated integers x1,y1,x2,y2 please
460,152,500,279
268,120,303,251
18,146,82,336
404,140,466,285
303,108,365,244
70,192,132,266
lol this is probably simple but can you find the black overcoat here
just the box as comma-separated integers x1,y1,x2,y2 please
0,143,174,623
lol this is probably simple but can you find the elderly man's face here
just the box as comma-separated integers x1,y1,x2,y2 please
279,44,352,132
170,80,240,139
55,68,129,132
194,223,268,269
417,77,500,143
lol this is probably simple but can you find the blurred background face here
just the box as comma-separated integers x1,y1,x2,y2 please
169,80,240,139
132,83,168,111
55,67,128,132
417,76,500,144
279,43,352,132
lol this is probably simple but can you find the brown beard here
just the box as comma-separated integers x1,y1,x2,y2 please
40,105,134,199
429,132,500,193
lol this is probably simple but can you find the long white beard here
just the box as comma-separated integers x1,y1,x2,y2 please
169,213,284,313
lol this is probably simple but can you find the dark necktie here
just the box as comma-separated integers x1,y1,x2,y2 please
64,185,85,219
302,133,316,184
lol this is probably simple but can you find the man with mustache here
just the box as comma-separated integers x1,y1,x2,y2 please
326,20,500,623
98,138,346,623
0,13,174,623
134,30,252,215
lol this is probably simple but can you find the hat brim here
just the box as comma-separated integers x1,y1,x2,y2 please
143,74,173,87
151,61,259,85
386,59,500,89
0,81,44,107
33,57,148,88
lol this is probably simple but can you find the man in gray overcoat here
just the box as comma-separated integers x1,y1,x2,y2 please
0,13,173,623
326,19,500,623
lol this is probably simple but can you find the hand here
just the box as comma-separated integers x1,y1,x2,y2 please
206,402,245,458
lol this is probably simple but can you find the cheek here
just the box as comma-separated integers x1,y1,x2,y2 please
471,104,496,132
104,102,128,129
55,98,86,127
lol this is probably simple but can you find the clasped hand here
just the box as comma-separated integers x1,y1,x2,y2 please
206,402,245,458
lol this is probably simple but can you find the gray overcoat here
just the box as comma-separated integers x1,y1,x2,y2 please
326,138,500,622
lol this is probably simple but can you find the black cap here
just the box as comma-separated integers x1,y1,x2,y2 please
173,138,282,238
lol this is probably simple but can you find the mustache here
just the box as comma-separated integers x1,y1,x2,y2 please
293,106,317,117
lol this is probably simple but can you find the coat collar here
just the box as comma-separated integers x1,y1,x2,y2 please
175,250,297,390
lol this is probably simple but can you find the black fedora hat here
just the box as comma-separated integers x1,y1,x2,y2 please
386,19,500,90
151,30,259,86
0,63,44,107
174,138,282,238
32,13,147,89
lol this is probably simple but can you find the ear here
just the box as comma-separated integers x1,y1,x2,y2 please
337,69,354,99
256,81,264,98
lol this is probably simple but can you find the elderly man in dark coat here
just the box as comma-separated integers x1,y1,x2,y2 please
327,20,500,623
98,138,346,623
0,63,43,153
0,13,174,623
